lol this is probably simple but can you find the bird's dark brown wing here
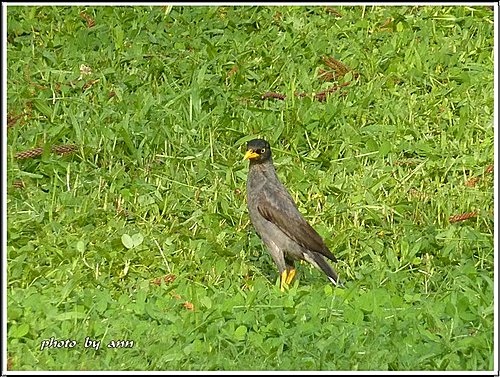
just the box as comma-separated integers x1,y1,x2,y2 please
256,182,337,262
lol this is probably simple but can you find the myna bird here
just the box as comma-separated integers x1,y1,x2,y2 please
244,138,340,291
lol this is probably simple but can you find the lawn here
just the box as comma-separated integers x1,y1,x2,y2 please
5,5,495,371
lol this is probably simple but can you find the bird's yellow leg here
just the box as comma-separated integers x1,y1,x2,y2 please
279,269,296,291
285,268,296,285
280,270,288,292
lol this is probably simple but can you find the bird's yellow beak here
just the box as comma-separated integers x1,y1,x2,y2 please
244,150,259,160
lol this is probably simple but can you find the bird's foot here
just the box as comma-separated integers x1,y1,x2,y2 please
280,269,297,291
285,268,296,285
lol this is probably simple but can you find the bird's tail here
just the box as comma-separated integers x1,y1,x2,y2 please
313,254,341,286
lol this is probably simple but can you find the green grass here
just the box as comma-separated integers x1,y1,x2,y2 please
6,5,495,371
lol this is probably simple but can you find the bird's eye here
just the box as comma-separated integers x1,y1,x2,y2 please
260,148,266,154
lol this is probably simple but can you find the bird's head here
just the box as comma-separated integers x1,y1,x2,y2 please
244,138,272,163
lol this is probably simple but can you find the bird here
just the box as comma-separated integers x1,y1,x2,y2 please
243,138,340,291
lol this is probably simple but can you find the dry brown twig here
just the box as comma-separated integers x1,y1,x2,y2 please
314,82,350,102
325,7,342,17
449,211,478,223
79,11,96,28
7,113,24,128
15,144,78,160
12,180,26,189
322,56,350,77
321,55,360,81
464,164,494,187
151,274,177,286
261,92,286,100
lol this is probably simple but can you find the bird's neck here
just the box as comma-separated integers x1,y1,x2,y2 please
249,159,278,180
